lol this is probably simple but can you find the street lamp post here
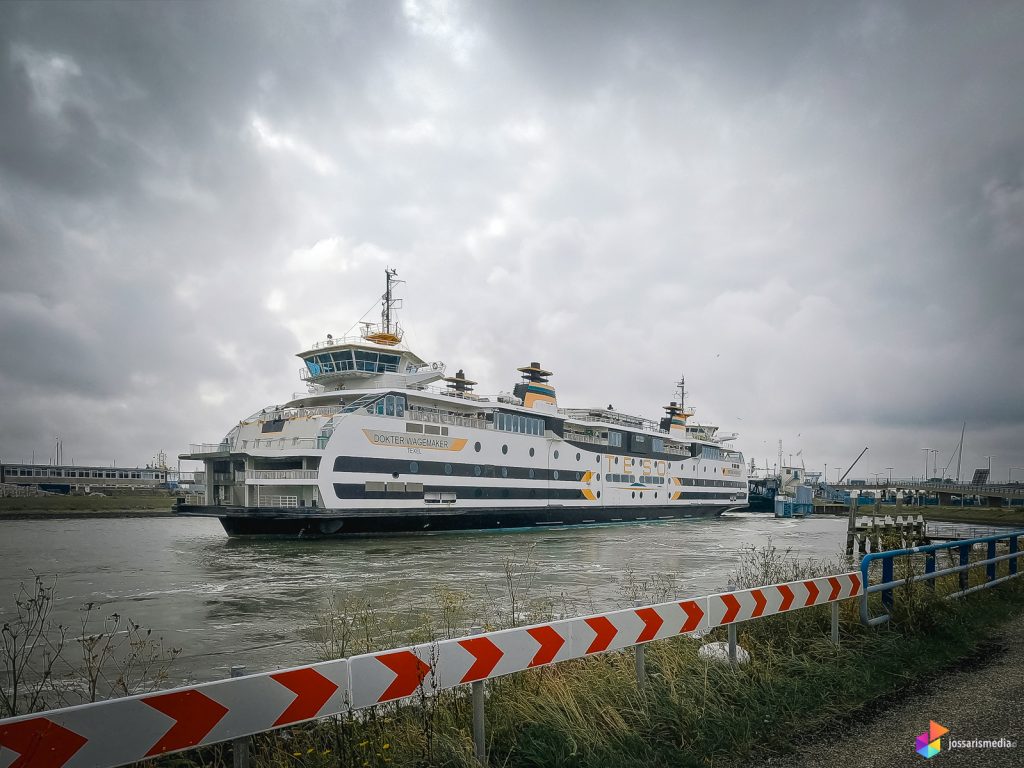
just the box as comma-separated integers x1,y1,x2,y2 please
835,467,842,484
921,448,933,481
1010,467,1023,484
985,456,993,484
886,466,893,484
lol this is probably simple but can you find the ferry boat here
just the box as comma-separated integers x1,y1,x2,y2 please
177,270,748,536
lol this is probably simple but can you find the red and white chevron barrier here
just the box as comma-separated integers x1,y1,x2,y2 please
0,572,861,768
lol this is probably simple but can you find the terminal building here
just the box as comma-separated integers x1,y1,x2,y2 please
0,463,172,495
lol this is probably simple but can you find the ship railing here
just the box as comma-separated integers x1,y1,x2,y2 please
562,430,604,446
240,437,328,451
306,334,411,351
187,442,232,455
183,493,205,504
243,470,319,481
408,409,490,431
561,408,663,433
256,494,299,508
252,405,346,423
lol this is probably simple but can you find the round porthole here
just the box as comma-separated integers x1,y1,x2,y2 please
444,463,453,475
392,471,400,479
409,462,419,473
631,491,636,499
614,456,619,464
596,491,601,499
474,442,481,452
502,444,508,455
529,447,535,457
597,474,601,481
576,452,581,461
554,450,560,460
529,469,535,479
553,470,560,480
474,488,483,498
474,466,482,477
501,467,508,478
576,472,582,481
596,455,602,464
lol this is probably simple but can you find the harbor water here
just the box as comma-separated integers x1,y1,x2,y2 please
0,513,853,684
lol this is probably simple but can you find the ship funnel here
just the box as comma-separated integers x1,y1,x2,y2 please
514,362,557,409
443,369,477,398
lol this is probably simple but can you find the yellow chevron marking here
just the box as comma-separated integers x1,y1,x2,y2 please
581,488,597,501
581,470,593,483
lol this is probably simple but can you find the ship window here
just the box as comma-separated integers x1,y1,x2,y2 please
385,396,396,416
596,491,601,499
576,453,581,461
502,445,508,454
501,467,508,477
474,488,483,498
652,438,664,452
440,426,447,435
409,461,419,473
425,424,440,435
474,466,482,476
553,470,559,480
331,350,354,370
529,447,535,457
609,432,623,448
379,353,400,373
353,349,379,372
475,442,481,452
529,469,535,479
553,450,559,460
444,463,453,475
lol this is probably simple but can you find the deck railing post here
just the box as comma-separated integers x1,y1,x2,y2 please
470,626,486,765
230,666,250,768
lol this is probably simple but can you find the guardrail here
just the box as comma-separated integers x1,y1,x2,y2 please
859,530,1024,627
0,572,861,768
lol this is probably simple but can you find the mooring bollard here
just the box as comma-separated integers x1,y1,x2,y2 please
230,665,250,768
831,601,840,646
633,602,647,689
470,626,486,765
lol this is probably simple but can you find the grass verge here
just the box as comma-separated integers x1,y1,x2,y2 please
0,494,176,515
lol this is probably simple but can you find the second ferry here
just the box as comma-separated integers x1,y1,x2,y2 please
177,270,748,536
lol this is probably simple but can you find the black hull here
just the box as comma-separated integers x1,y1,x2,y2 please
175,503,743,538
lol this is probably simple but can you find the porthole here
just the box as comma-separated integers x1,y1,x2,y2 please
596,455,602,464
554,450,560,460
576,472,582,481
474,465,482,477
502,488,510,498
597,474,601,481
553,470,560,480
529,469,535,479
501,467,508,478
529,489,537,498
502,444,508,455
614,456,619,465
409,462,419,473
474,441,481,452
668,463,672,471
596,491,601,499
474,488,483,498
392,471,400,479
655,492,658,499
529,447,535,457
631,491,636,499
576,452,581,461
444,463,453,475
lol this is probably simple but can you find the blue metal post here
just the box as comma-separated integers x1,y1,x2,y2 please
959,544,970,590
987,540,997,582
1011,537,1019,576
925,552,936,589
881,556,894,609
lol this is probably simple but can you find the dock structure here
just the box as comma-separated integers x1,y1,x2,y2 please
846,513,927,559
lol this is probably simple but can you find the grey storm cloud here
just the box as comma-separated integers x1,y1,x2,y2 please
0,0,1022,480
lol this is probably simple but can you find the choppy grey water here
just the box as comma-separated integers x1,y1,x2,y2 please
0,513,850,684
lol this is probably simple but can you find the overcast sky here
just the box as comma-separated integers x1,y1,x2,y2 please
1,1,1022,482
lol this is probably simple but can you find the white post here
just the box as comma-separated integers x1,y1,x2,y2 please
831,601,840,646
727,583,738,667
230,666,250,768
470,626,486,764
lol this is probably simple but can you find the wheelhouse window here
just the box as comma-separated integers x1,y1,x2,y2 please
608,431,623,448
374,394,407,417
